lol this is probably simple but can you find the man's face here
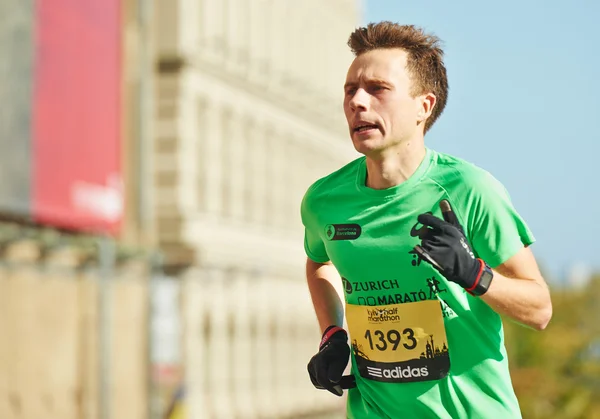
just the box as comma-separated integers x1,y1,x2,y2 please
343,49,431,156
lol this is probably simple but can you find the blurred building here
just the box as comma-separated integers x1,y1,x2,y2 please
150,0,362,418
0,0,362,417
153,0,360,271
122,0,157,247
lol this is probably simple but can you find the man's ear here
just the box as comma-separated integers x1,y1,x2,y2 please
417,92,437,123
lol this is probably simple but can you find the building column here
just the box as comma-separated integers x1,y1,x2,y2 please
203,101,223,215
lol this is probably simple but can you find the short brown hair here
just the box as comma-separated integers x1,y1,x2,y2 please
348,22,449,133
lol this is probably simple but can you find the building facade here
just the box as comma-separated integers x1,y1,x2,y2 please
153,0,360,271
151,0,362,417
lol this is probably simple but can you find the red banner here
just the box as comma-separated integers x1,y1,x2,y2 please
32,0,122,234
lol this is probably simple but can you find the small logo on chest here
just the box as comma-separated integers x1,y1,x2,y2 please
325,224,362,241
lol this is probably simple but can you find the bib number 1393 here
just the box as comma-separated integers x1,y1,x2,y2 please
346,300,451,383
364,328,417,351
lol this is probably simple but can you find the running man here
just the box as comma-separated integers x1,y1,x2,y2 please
302,22,552,418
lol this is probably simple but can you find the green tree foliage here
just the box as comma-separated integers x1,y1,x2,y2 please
504,275,600,419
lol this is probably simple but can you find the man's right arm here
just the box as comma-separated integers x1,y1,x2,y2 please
306,258,345,334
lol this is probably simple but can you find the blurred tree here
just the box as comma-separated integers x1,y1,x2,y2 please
504,274,600,419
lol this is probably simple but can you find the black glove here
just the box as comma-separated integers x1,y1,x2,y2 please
413,200,489,295
307,325,350,396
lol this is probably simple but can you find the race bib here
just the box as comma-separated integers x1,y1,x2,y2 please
346,300,450,383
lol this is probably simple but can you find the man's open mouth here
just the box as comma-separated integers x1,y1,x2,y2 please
354,124,379,132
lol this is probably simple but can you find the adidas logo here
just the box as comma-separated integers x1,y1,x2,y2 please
367,366,429,379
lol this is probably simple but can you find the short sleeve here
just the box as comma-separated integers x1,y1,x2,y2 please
300,183,330,263
461,171,535,268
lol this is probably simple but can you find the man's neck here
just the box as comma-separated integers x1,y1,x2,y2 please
365,141,427,190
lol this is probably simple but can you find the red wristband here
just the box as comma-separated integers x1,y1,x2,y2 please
320,326,346,349
465,259,485,295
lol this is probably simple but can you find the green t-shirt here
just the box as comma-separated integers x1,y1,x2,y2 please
301,148,534,419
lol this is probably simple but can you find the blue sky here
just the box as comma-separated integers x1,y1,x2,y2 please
363,0,600,283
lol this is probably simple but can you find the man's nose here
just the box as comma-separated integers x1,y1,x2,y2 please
349,88,369,111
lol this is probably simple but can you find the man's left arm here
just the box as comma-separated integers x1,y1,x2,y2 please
415,198,553,331
481,246,552,330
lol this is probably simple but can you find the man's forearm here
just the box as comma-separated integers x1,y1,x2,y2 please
306,259,345,334
481,271,552,331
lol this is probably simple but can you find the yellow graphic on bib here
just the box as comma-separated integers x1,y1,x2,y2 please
346,300,450,383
